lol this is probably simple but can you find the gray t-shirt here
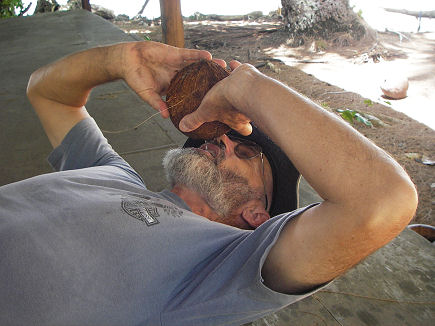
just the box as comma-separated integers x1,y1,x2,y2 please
0,118,320,326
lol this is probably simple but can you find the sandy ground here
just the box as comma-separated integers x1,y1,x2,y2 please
269,31,435,130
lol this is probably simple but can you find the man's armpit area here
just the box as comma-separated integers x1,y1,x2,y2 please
261,246,333,295
260,205,334,295
261,246,332,299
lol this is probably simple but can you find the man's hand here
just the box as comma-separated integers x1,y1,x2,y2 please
27,41,212,147
121,42,212,118
179,61,254,136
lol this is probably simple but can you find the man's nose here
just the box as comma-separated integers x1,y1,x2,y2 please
216,134,236,158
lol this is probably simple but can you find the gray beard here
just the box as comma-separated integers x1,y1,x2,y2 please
163,148,261,219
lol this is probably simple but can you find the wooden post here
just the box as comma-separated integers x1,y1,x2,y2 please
159,0,185,48
81,0,91,12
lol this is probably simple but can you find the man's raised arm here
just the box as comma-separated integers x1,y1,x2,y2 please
26,42,212,148
179,62,418,294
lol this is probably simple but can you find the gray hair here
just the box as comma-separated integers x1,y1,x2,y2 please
163,148,262,218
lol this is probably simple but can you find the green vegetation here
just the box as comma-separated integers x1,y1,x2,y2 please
320,102,330,109
315,40,327,51
337,109,373,127
363,99,373,106
1,0,25,18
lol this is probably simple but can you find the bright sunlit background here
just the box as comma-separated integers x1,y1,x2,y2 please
21,0,435,33
16,0,435,127
22,0,282,18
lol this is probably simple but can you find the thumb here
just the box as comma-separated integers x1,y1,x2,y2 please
234,122,253,136
179,110,209,132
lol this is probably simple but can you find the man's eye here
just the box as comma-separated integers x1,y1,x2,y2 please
237,145,256,158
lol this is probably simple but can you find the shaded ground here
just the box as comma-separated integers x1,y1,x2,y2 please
115,19,434,226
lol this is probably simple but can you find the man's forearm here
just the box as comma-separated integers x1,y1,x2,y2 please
230,68,416,222
27,44,123,108
27,41,212,148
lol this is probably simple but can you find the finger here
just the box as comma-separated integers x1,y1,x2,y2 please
180,49,212,63
220,112,252,135
229,60,242,70
179,110,210,132
138,89,169,118
157,100,169,118
212,58,227,69
232,122,253,136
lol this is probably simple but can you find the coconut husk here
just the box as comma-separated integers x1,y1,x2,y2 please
166,60,231,140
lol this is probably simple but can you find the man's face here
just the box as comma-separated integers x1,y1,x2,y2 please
163,135,273,227
209,135,273,212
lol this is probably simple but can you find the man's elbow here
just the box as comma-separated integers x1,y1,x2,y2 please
26,70,40,105
386,174,418,225
368,175,418,242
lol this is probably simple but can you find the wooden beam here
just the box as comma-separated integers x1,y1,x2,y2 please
81,0,91,12
384,8,435,19
159,0,185,48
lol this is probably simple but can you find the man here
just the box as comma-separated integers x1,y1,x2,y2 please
0,41,417,326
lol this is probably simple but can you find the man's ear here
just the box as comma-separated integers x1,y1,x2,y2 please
241,204,270,229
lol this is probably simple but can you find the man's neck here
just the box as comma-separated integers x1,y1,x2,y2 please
171,185,221,220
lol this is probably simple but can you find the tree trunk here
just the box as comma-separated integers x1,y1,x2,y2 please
34,0,59,14
81,0,91,12
281,0,368,44
160,0,184,48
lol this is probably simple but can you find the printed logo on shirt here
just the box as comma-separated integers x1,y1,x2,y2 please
121,194,185,226
121,198,160,226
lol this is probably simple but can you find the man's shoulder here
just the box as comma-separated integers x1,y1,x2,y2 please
47,117,145,187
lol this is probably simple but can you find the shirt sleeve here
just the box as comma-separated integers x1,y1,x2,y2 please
48,117,144,186
161,203,328,326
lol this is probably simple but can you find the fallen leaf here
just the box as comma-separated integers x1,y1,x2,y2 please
405,153,421,160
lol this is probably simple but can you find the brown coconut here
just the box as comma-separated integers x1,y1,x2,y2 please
166,60,231,140
380,76,409,99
